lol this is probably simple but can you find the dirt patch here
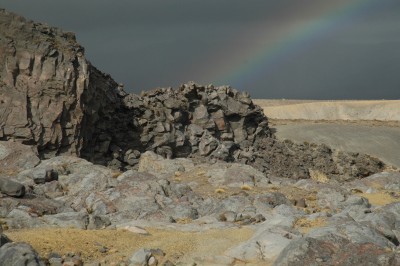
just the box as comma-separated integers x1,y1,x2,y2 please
355,192,400,206
6,227,254,265
294,217,327,234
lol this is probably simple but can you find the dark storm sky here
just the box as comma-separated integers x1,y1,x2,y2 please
2,0,400,99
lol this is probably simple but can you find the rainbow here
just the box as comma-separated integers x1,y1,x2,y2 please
194,0,378,91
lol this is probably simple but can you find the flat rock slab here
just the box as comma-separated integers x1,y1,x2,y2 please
273,122,400,168
0,141,40,175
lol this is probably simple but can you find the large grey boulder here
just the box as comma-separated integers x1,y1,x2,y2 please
0,177,25,197
129,248,153,266
309,223,395,249
226,207,303,263
273,235,399,266
0,141,40,174
205,162,269,188
137,151,194,178
0,242,45,266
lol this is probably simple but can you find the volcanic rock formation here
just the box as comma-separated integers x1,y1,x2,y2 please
0,8,123,159
0,9,384,180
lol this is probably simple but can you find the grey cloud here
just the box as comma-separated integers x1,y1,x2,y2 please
1,0,400,99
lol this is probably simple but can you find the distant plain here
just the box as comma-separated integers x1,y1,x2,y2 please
255,99,400,168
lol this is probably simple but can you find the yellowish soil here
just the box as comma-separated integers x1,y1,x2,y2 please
356,192,400,206
6,227,254,265
294,217,327,234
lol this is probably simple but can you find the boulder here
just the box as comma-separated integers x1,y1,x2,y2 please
273,235,399,266
42,211,89,229
0,242,45,266
137,151,194,178
0,141,40,174
0,177,25,197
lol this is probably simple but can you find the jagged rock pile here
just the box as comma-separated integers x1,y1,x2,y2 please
104,83,271,168
112,84,383,180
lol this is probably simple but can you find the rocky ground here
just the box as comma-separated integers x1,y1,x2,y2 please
1,8,400,266
1,143,400,265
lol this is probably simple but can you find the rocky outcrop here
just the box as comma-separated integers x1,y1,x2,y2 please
109,83,270,167
0,9,124,159
0,9,384,181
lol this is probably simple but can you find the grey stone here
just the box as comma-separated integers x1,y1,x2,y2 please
0,177,25,197
199,133,219,156
316,187,349,211
273,235,398,266
0,242,45,266
307,220,395,249
42,211,89,229
205,162,268,188
129,248,152,266
138,151,194,178
0,141,41,174
32,168,58,184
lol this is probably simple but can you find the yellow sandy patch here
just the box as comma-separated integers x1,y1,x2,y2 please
294,217,327,234
6,227,254,265
357,192,400,206
309,169,330,183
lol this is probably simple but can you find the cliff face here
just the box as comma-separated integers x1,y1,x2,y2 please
0,9,123,158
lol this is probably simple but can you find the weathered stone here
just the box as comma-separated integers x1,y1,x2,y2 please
129,248,152,266
0,177,25,197
32,168,58,184
0,242,45,266
273,235,399,266
199,133,219,156
42,211,89,229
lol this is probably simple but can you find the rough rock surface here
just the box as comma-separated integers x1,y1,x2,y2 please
0,153,399,265
273,235,399,266
0,140,40,174
0,9,124,160
0,242,45,266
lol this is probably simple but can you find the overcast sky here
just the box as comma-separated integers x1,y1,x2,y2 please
2,0,400,99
